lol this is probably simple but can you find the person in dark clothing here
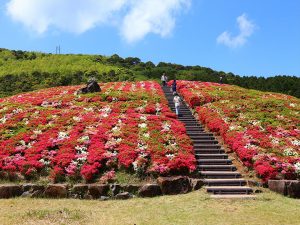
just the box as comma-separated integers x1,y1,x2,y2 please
172,79,177,93
219,76,223,84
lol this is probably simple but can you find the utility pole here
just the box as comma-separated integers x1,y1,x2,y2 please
55,45,61,54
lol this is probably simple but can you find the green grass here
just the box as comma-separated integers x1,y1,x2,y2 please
1,189,299,225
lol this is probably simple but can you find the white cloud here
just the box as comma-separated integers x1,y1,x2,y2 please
121,0,190,43
6,0,190,42
217,14,256,48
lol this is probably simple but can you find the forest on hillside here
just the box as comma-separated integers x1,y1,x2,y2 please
0,48,299,98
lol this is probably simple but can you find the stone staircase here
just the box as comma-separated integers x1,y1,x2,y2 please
162,86,254,198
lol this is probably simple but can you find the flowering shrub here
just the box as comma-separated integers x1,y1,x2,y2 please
172,80,300,182
0,81,195,183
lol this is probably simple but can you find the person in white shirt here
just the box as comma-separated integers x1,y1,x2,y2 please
161,73,168,86
173,93,181,116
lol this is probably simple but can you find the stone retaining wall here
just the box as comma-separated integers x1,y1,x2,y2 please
0,176,203,200
268,180,300,198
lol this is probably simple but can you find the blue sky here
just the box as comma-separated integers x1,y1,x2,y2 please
0,0,299,77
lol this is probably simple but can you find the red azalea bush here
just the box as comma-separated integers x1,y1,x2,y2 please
174,80,300,183
0,81,195,183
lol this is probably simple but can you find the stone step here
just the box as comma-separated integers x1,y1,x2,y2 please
181,121,199,124
190,136,215,140
174,111,192,114
198,165,237,171
206,186,253,195
185,127,204,131
178,118,200,122
186,129,205,132
193,144,221,149
184,124,200,127
171,107,190,110
168,102,189,106
204,179,246,186
186,134,213,137
177,113,193,116
179,115,194,118
188,132,213,136
185,124,203,128
179,118,198,122
183,122,200,125
169,112,193,117
185,125,203,131
194,149,225,154
200,171,240,178
195,153,228,159
210,194,256,199
193,140,218,144
174,111,191,113
197,159,232,165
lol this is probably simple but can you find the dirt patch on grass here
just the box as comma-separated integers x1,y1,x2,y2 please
20,208,85,225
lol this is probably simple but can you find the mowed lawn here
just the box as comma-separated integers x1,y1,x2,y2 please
0,189,299,225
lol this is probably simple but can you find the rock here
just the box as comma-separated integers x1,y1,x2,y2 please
138,184,162,197
157,176,192,195
122,184,141,194
23,184,36,192
189,178,204,191
268,180,300,198
31,190,45,198
110,184,121,196
286,181,300,198
268,180,287,195
21,191,31,197
22,184,45,192
115,192,132,200
254,189,263,193
79,81,101,94
0,185,23,198
88,184,109,199
44,184,68,198
71,184,88,199
84,194,93,200
100,196,110,201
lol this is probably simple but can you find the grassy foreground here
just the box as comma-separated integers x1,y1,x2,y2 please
0,189,299,225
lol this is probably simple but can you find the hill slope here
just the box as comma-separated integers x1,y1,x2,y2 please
173,80,300,182
0,48,299,98
0,81,195,183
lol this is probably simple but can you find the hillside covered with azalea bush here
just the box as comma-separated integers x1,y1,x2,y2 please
0,81,195,183
172,80,300,182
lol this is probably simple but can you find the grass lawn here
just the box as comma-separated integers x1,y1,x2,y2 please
0,189,299,225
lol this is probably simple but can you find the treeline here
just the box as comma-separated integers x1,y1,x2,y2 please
105,54,300,98
0,48,299,98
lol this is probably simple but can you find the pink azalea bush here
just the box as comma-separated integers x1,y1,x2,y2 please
0,81,195,183
171,80,300,183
